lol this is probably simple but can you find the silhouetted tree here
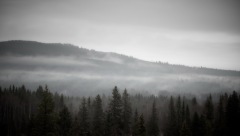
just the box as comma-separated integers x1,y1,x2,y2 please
148,100,159,136
226,91,240,136
204,94,214,136
58,105,72,136
122,89,132,135
176,96,182,136
92,95,104,136
79,97,90,136
214,95,226,136
165,96,177,136
185,105,191,125
139,114,146,136
180,121,191,136
191,112,201,136
132,109,139,136
34,85,56,136
108,86,122,136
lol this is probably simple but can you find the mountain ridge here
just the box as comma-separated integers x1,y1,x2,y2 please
0,40,239,73
0,40,240,95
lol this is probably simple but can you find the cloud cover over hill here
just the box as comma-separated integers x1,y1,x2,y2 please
0,40,240,96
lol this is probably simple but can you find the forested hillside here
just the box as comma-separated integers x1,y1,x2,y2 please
1,40,240,96
1,85,239,136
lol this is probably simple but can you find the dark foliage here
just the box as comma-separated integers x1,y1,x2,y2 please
0,85,240,136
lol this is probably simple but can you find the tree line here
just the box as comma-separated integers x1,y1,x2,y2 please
0,85,240,136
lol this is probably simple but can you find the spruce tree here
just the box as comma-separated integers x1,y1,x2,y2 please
176,96,182,136
226,91,239,136
58,105,72,136
92,94,104,136
148,100,159,136
204,95,214,121
104,110,112,136
132,109,139,136
185,105,191,125
79,97,90,136
108,86,122,136
139,114,146,136
122,89,132,135
191,112,201,136
180,121,191,136
34,85,56,136
204,94,214,136
181,100,185,123
165,96,177,136
214,95,226,136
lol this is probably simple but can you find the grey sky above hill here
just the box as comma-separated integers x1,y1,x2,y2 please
0,0,240,70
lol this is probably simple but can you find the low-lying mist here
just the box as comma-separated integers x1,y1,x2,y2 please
0,41,240,96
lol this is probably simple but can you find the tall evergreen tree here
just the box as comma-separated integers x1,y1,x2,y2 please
104,110,112,136
191,112,201,136
139,114,146,136
180,121,191,136
204,94,214,136
148,100,159,136
132,109,139,136
214,95,226,136
185,105,191,125
58,105,72,136
122,89,132,135
79,97,90,136
165,96,177,136
181,100,185,123
92,95,104,136
176,96,182,136
226,91,240,136
204,95,214,121
34,85,56,136
71,117,80,136
108,86,122,136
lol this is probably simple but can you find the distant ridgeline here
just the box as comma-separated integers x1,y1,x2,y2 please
0,40,240,96
0,85,240,136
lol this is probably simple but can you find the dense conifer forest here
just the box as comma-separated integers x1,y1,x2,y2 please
0,85,240,136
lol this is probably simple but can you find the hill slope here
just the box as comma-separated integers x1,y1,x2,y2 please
0,40,240,95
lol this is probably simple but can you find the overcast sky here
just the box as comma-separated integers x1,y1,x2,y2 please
0,0,240,70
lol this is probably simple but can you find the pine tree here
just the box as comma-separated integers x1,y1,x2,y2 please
199,115,207,136
132,109,139,136
185,105,191,125
204,94,214,136
181,100,185,123
122,89,132,135
87,97,91,108
108,86,122,136
180,121,191,136
176,96,182,136
59,94,64,110
104,110,112,136
204,95,214,121
148,100,159,136
34,85,56,136
71,117,80,136
79,97,90,136
165,96,177,136
139,114,146,136
191,112,201,136
58,105,72,136
226,91,240,136
92,94,104,136
214,95,226,136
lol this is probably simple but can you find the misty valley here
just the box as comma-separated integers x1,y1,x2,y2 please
1,0,240,135
0,41,240,136
1,41,240,96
